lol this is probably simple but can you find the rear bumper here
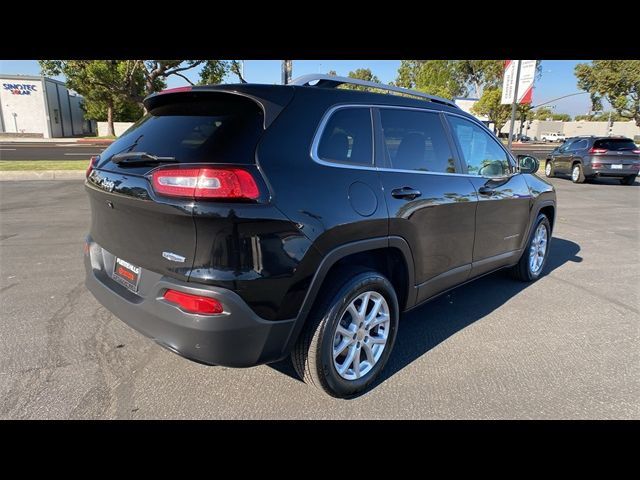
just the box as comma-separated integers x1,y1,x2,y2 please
584,166,638,177
84,239,296,367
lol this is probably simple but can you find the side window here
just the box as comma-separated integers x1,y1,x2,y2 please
448,116,511,177
317,108,373,166
569,139,588,151
558,141,572,153
379,109,456,173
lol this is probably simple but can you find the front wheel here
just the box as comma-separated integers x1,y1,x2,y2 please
291,270,399,398
510,214,551,282
620,175,636,186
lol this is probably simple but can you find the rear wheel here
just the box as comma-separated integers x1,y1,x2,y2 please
545,161,554,177
291,269,399,398
510,214,551,282
571,163,585,183
620,175,636,186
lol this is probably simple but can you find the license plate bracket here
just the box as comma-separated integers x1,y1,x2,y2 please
112,257,141,292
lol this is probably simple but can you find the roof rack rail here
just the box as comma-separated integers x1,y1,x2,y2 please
290,74,459,109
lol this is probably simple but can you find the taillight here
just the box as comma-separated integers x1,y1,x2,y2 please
589,148,608,154
151,167,259,200
163,289,223,315
86,156,98,178
633,149,640,154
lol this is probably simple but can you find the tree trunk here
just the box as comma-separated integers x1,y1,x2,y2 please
106,102,115,137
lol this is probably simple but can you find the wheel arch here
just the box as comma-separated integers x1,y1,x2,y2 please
282,236,416,355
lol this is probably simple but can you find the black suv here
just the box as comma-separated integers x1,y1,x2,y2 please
84,75,556,398
545,136,640,184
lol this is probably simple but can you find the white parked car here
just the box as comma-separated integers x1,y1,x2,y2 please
541,132,566,143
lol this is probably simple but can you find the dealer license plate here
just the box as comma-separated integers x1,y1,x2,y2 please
112,257,141,292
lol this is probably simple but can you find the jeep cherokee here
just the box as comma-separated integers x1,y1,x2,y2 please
84,74,556,398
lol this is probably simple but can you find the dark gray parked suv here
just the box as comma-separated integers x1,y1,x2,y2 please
545,136,640,184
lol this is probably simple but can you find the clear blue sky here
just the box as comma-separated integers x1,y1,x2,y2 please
0,59,596,116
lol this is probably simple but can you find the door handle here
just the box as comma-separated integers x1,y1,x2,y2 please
478,186,495,196
391,187,422,200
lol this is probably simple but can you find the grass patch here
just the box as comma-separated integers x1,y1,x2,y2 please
0,160,87,171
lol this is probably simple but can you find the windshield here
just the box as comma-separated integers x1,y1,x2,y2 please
98,96,264,168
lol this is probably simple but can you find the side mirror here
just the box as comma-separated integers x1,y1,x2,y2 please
518,155,539,174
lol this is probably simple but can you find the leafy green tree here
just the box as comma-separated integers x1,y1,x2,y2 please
471,88,511,133
82,96,143,123
327,70,338,76
40,60,143,136
531,107,571,121
574,111,625,122
575,60,640,126
455,60,504,97
395,60,465,99
137,60,230,100
41,60,233,133
552,113,571,121
342,68,381,91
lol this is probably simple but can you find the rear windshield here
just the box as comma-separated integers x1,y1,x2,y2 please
98,94,264,166
593,139,637,151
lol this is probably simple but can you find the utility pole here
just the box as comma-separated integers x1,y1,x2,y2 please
507,60,522,150
281,60,292,85
607,110,612,136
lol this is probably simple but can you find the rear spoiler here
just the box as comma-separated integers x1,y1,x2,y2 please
143,84,295,129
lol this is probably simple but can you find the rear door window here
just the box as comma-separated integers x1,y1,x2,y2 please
593,139,637,151
317,108,373,166
569,139,589,151
99,94,264,168
379,108,457,173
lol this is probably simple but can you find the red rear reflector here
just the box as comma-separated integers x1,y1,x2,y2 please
589,148,608,154
152,167,259,200
163,289,223,315
86,156,98,178
159,87,192,94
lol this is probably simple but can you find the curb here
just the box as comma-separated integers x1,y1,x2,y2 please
0,170,86,181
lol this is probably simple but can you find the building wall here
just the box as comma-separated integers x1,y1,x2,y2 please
0,75,89,138
44,80,62,138
501,119,640,141
98,121,134,137
0,78,48,136
68,94,86,135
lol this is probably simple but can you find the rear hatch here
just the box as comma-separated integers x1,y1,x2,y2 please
86,89,269,282
590,138,640,168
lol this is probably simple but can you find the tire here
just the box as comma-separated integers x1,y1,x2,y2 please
545,160,554,177
510,214,551,282
620,175,636,186
571,163,585,183
291,268,399,398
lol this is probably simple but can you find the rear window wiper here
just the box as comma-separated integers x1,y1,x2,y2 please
110,152,176,166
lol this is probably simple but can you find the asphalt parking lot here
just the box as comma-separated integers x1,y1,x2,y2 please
0,175,638,419
0,142,106,161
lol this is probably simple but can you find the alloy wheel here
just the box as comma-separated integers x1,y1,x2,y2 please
529,223,548,274
332,291,390,380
